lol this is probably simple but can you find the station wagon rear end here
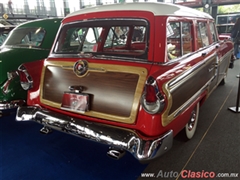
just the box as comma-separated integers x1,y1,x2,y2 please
16,2,234,162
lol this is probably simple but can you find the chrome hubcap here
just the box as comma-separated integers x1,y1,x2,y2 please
187,109,196,131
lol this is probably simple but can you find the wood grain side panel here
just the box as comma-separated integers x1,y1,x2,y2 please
42,66,139,117
169,56,216,114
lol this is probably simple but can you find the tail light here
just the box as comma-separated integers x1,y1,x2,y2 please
2,71,18,94
18,64,33,90
141,76,165,114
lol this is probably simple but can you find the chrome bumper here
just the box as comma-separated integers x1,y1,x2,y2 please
0,100,25,114
16,106,173,161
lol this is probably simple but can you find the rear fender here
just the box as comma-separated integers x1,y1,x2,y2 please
19,60,44,105
0,74,27,102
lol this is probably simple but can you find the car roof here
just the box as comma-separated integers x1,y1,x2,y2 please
67,2,212,19
16,18,62,28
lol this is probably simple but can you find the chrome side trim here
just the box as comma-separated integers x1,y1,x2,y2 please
169,53,216,88
4,45,50,51
16,106,173,161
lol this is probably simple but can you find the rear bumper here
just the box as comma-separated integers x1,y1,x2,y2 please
16,106,173,161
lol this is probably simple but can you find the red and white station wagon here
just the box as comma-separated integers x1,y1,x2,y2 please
16,2,234,161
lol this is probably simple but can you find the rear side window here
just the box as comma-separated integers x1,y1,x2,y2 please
5,27,45,47
217,25,233,34
197,22,210,49
216,14,240,25
209,22,217,43
0,33,8,46
182,22,193,55
167,21,193,60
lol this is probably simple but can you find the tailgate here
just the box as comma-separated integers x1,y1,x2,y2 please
40,60,148,124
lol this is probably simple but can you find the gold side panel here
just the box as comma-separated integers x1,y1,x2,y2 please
40,61,148,124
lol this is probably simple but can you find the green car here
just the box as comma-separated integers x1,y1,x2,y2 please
0,18,62,116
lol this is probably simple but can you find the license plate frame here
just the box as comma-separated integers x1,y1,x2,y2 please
61,92,89,113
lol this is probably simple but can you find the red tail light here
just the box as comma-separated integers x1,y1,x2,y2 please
19,71,28,82
2,71,18,94
2,80,11,94
145,85,157,103
141,76,165,114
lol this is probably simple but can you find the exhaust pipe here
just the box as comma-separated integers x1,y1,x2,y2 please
107,147,126,160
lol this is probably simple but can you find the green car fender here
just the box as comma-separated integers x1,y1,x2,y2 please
0,74,27,103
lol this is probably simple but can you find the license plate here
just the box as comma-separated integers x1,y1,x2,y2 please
61,92,89,113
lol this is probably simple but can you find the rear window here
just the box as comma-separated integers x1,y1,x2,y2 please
216,14,240,25
217,25,234,34
53,19,149,60
4,27,45,47
0,33,8,46
167,21,193,60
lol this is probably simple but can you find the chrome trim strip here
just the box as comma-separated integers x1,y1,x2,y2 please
16,106,173,161
48,54,151,63
3,45,49,51
169,53,216,88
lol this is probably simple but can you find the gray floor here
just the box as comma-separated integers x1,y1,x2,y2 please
138,59,240,180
